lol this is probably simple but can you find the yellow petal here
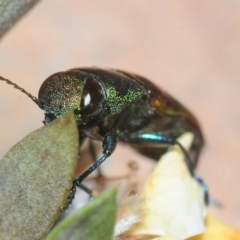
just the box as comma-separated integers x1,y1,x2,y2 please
189,215,240,240
127,132,206,239
153,235,182,240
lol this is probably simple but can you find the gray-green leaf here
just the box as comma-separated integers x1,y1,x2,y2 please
0,110,79,240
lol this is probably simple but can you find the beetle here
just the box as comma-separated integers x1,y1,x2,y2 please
0,67,208,210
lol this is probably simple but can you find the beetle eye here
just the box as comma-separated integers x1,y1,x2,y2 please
44,113,56,124
80,78,105,123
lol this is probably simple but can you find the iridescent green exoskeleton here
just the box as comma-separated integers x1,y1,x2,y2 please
0,68,207,210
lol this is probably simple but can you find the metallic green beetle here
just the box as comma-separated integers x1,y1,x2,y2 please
0,67,207,210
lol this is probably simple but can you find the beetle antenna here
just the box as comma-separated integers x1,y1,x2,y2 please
0,75,43,108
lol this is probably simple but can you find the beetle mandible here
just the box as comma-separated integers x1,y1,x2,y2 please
0,67,207,210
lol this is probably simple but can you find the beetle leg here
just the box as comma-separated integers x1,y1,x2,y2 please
75,134,118,190
88,140,104,178
194,175,209,205
61,182,92,212
62,134,118,211
126,132,209,204
126,133,193,174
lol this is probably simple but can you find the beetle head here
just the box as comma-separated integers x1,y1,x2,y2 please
39,70,106,125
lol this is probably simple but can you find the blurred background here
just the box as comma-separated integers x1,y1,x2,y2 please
0,0,240,228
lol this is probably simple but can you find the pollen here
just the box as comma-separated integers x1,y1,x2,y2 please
150,98,162,108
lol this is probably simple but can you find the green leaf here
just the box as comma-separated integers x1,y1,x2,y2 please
0,110,79,240
46,187,117,240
